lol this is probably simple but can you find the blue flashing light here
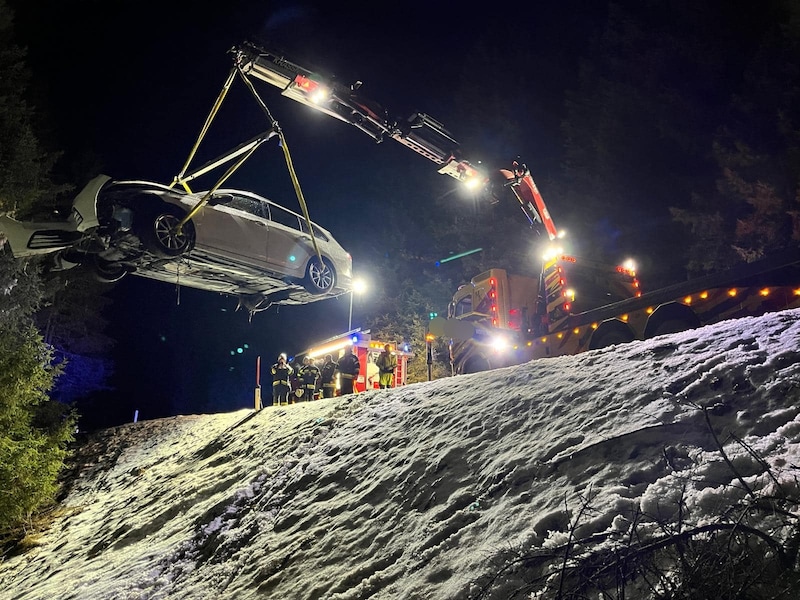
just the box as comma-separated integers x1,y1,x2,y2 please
289,255,296,262
351,335,358,343
237,348,243,354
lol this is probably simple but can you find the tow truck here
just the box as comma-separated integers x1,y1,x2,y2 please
438,248,800,373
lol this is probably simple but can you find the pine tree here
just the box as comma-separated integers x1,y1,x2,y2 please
0,0,77,538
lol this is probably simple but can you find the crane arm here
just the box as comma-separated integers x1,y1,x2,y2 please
231,42,558,240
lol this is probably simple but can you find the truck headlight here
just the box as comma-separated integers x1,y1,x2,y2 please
490,335,510,352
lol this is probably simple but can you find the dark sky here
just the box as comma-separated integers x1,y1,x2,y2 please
8,0,604,428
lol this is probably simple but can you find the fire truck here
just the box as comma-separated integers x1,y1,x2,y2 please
437,248,800,373
297,330,413,394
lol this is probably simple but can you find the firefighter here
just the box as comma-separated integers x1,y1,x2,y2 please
297,356,320,402
375,344,398,389
337,347,360,395
320,354,337,398
271,353,293,406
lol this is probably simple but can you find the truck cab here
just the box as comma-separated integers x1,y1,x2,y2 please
447,255,641,373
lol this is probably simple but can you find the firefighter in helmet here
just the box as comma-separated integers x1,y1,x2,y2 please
297,356,320,402
337,347,360,395
271,353,293,406
320,354,337,398
375,344,398,389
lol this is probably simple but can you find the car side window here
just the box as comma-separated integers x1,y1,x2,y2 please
227,195,266,219
268,204,302,231
299,219,330,241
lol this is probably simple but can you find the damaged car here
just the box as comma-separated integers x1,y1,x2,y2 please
0,175,353,310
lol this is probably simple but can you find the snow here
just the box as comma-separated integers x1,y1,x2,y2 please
3,309,800,599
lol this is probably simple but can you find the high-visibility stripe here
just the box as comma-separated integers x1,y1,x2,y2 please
273,380,289,386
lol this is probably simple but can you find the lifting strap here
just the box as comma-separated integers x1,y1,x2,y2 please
168,65,323,264
171,67,238,193
235,68,323,263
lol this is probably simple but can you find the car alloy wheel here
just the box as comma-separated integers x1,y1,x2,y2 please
304,256,334,294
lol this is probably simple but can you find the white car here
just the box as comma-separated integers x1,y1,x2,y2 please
0,175,353,309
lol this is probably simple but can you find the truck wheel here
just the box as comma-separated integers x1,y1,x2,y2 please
652,318,693,336
645,305,701,339
462,356,491,374
589,322,634,350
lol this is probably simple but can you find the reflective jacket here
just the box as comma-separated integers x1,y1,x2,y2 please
320,361,337,385
337,352,360,379
376,352,398,374
298,364,320,387
271,363,293,387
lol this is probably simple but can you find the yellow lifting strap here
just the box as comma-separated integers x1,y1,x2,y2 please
172,67,238,194
168,64,323,262
234,68,323,262
277,131,322,261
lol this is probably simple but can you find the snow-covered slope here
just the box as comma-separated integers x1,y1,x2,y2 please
3,309,800,599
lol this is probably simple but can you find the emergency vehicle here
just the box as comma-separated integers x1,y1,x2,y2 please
438,247,800,373
298,330,414,394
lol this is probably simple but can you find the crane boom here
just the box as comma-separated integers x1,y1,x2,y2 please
231,41,558,241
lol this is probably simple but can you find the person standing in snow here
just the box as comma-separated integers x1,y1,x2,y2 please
320,354,337,398
337,347,360,395
297,356,320,402
375,344,398,389
271,353,293,406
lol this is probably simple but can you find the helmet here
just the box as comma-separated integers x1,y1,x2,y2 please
278,353,287,361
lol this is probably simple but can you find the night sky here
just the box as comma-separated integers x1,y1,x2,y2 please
7,1,736,428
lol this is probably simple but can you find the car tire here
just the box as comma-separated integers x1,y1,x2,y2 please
303,256,335,294
93,257,129,283
140,204,195,258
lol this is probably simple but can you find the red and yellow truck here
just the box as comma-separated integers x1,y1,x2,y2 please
437,248,800,374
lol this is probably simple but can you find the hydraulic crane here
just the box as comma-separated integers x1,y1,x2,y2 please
226,41,560,241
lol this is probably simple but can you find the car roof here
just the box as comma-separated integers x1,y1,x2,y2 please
207,188,333,234
110,179,334,236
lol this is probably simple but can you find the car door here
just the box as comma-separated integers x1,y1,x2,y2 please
195,192,269,263
263,202,313,276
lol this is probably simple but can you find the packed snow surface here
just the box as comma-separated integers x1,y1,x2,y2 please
3,309,800,599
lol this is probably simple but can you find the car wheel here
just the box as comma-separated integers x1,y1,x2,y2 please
303,256,335,294
93,257,128,283
140,205,195,258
